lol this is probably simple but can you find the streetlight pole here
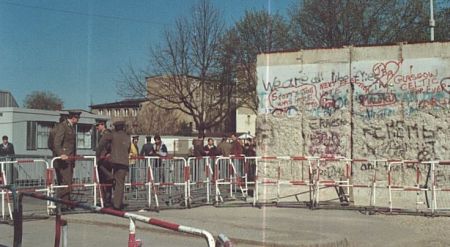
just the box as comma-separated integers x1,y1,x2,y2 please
429,0,435,41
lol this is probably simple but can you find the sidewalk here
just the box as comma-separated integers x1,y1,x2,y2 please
1,204,450,246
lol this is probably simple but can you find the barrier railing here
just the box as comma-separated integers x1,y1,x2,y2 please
311,157,352,207
3,155,450,217
187,156,214,205
0,159,50,220
48,155,98,213
387,160,430,212
146,156,189,209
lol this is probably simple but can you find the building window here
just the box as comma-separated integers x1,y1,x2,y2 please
99,109,103,115
26,121,37,150
132,108,138,117
27,121,94,151
107,109,111,116
114,109,120,117
124,108,129,116
76,124,93,150
36,122,53,149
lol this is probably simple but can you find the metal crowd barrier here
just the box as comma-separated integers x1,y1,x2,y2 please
0,159,50,220
187,156,214,205
48,155,98,213
3,155,450,219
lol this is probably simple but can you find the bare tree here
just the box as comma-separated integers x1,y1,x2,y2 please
288,0,435,49
24,91,63,110
222,10,291,113
435,1,450,41
118,0,238,135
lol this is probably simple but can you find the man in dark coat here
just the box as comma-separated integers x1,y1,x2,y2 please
48,113,68,156
0,135,15,158
97,120,131,210
140,136,154,156
53,111,80,209
95,119,113,206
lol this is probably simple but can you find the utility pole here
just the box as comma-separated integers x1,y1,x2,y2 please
429,0,435,41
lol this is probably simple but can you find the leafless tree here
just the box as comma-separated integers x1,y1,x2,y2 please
118,0,238,135
288,0,437,49
24,91,63,110
222,10,291,113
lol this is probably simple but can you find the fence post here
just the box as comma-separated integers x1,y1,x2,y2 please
12,185,23,247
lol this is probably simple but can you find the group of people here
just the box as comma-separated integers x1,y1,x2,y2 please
47,111,173,211
10,111,256,212
192,133,256,157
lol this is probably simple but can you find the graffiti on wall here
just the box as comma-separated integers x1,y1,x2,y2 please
257,58,449,119
361,120,443,160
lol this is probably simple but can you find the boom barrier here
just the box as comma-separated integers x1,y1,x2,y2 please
15,191,224,247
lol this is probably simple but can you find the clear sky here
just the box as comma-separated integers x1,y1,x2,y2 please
0,0,291,110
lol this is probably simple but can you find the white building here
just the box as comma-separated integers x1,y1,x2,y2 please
0,107,109,157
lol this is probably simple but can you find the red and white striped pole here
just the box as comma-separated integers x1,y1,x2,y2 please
22,192,216,247
128,218,142,247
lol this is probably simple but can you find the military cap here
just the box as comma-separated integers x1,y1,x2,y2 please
95,119,107,126
68,111,81,118
132,135,139,139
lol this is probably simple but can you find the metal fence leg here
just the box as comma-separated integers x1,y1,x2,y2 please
13,187,23,247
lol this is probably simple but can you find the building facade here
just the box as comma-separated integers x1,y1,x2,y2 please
0,107,108,157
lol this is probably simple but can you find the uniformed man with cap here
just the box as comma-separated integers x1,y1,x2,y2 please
53,111,81,210
97,120,130,210
95,119,113,206
48,113,68,156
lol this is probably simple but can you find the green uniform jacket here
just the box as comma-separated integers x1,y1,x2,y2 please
53,120,77,157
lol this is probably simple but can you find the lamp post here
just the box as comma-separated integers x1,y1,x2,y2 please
429,0,435,41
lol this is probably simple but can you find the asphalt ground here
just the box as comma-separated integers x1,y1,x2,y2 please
1,201,450,247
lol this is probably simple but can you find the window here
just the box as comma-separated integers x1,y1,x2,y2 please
132,108,138,116
76,124,93,150
27,121,53,150
124,108,129,116
114,109,120,117
107,109,111,116
36,122,53,149
27,121,94,150
26,121,37,150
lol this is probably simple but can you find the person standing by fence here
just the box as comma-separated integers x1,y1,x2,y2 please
0,135,15,158
140,136,154,156
95,119,113,207
53,111,81,211
1,135,16,185
97,120,131,210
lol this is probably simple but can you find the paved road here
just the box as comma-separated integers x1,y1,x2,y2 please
1,204,450,247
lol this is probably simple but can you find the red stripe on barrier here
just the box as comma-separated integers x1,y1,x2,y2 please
404,188,421,191
100,207,127,217
184,166,190,182
148,218,180,231
387,159,402,162
291,156,307,160
290,180,306,185
260,156,277,160
16,159,35,163
353,184,370,188
439,161,450,165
